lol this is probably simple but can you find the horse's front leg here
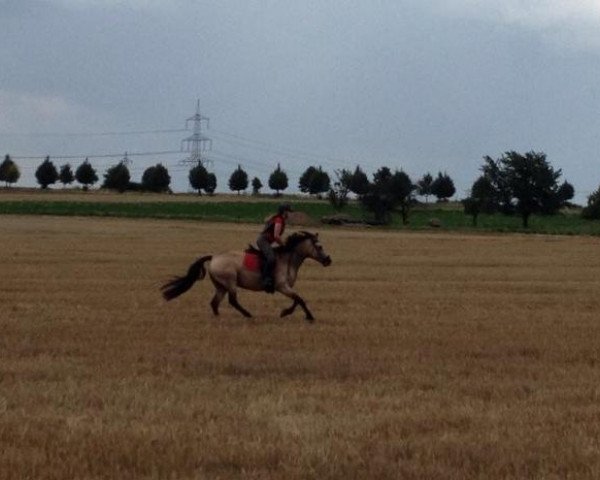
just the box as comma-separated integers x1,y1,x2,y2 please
277,285,314,322
280,298,298,318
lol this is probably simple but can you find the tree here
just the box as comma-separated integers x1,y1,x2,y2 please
103,162,130,193
58,164,74,188
0,155,20,187
205,172,217,195
299,165,330,197
268,163,288,196
359,167,414,225
189,163,209,195
463,175,496,226
390,170,415,225
417,172,434,203
431,172,456,202
557,181,575,207
373,166,392,185
75,159,98,191
35,156,58,189
310,167,330,197
481,155,514,214
348,165,369,196
482,151,572,228
4,162,20,187
582,186,600,220
504,151,570,227
542,180,575,214
141,163,171,193
228,165,248,194
328,169,352,211
360,167,394,224
251,177,263,195
299,166,317,193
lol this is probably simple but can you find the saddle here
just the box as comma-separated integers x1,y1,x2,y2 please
244,244,279,294
243,245,263,272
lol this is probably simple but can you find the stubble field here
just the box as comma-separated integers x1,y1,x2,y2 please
2,216,600,479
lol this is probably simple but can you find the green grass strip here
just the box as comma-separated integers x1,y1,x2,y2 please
1,200,600,236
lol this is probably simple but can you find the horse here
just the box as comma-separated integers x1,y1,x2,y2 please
161,231,332,322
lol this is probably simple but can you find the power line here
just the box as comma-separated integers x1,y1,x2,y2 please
210,150,305,175
11,150,184,161
0,128,188,138
210,128,354,170
4,115,366,178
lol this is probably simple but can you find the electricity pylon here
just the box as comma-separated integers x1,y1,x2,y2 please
180,100,212,168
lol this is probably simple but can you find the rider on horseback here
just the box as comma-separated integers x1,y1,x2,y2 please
257,203,292,293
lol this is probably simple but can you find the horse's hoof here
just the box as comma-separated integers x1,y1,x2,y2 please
305,316,315,323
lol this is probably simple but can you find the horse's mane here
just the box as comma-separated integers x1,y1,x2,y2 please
277,231,316,253
246,231,316,255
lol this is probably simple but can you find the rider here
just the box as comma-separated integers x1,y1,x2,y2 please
257,203,292,293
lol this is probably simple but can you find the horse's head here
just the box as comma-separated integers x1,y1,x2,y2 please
286,231,332,266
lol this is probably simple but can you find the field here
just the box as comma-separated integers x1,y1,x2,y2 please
2,188,600,235
2,215,600,479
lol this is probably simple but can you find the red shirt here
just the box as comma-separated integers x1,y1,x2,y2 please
262,214,286,243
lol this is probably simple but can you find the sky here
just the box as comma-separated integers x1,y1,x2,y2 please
1,0,600,202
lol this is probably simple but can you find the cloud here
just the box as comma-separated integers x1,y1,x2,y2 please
500,1,600,27
38,0,168,10
437,0,600,50
0,90,92,132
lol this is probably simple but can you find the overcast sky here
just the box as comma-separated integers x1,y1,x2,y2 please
2,0,600,201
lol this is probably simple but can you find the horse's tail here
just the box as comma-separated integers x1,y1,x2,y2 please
161,255,212,301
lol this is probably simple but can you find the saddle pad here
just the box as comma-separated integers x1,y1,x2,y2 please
243,251,261,272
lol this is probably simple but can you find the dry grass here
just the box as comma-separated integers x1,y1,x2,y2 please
2,216,600,479
0,188,312,204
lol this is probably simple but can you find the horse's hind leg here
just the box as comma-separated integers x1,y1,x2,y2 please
228,290,252,318
210,267,252,318
210,287,226,316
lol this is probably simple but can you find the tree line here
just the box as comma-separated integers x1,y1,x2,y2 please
328,151,579,228
2,150,600,226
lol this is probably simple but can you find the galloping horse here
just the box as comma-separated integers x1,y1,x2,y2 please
161,231,332,321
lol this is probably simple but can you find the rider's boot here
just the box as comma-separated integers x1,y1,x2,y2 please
261,263,275,294
263,276,275,294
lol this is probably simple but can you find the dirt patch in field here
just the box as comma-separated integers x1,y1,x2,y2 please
287,211,318,226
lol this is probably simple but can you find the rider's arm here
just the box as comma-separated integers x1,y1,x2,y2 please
273,219,284,245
